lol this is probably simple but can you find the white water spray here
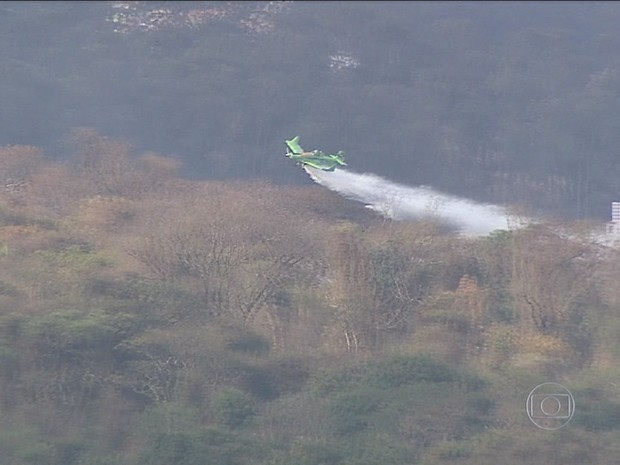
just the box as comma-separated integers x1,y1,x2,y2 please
304,167,529,236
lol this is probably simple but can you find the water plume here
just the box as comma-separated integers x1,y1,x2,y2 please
304,167,527,236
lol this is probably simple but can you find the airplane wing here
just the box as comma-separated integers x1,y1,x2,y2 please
285,136,304,155
302,158,338,171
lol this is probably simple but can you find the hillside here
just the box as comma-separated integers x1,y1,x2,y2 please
1,134,620,464
1,2,620,219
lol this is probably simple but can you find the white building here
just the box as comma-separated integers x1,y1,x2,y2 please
606,201,620,237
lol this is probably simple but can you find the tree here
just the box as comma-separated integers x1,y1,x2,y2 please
325,222,441,352
67,128,138,197
509,226,597,364
0,145,44,207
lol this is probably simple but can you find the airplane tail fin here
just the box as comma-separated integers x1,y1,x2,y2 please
335,151,347,165
285,136,304,155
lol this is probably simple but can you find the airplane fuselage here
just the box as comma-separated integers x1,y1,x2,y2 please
285,136,346,172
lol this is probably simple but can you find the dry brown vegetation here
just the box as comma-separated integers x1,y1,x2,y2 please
1,131,620,464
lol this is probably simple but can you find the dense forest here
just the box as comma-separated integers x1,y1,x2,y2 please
3,2,620,464
1,2,620,219
1,132,620,464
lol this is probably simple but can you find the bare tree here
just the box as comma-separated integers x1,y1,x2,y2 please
510,227,594,337
0,144,44,207
67,127,139,197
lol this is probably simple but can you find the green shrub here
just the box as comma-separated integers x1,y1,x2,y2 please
0,426,53,465
328,388,383,436
0,280,17,295
577,399,620,431
141,428,261,465
24,309,136,356
35,245,111,269
365,355,456,387
464,392,492,414
287,441,344,465
224,330,270,356
253,357,310,396
212,388,257,429
308,367,363,397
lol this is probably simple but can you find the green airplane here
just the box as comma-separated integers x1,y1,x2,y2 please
285,136,347,172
